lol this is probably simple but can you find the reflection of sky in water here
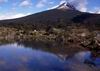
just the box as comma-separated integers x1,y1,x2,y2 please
0,43,66,71
73,51,99,65
0,43,99,71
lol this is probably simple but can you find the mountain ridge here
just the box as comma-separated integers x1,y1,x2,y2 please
57,2,76,10
0,3,100,30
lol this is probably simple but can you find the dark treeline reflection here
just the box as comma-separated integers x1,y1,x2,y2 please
0,39,99,59
17,40,100,58
17,40,86,56
0,40,99,71
18,40,100,65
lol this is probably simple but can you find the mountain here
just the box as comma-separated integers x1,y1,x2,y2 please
0,2,100,30
57,2,76,10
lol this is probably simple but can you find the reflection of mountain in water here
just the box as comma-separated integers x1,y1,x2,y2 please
17,40,86,56
0,43,99,71
17,41,100,66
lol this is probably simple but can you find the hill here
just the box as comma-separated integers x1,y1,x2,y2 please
0,2,99,58
0,3,100,30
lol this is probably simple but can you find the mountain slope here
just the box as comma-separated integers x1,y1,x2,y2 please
0,9,76,29
0,3,100,30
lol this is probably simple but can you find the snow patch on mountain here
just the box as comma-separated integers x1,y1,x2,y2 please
57,2,76,10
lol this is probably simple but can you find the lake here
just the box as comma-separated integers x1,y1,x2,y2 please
0,42,99,71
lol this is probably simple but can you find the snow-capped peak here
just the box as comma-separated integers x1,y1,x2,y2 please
57,2,76,10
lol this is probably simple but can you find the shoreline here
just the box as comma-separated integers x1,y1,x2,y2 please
0,26,99,57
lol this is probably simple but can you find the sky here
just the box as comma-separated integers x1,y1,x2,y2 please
0,0,100,20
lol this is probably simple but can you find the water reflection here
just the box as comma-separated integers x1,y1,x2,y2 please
72,51,100,66
0,43,99,71
0,43,66,71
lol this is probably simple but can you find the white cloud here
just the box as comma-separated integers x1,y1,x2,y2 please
20,0,32,7
67,0,88,12
49,0,88,12
36,0,54,8
48,0,66,9
48,5,58,9
95,10,100,14
89,7,100,14
0,13,31,20
94,7,100,14
59,0,66,4
36,0,47,8
48,1,54,4
60,0,100,14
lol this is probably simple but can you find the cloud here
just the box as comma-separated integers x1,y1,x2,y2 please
49,0,88,12
36,0,47,8
20,0,32,7
97,11,100,14
48,1,54,4
48,5,58,9
67,0,88,12
59,0,66,4
36,0,54,8
88,7,100,14
48,0,66,9
0,13,31,20
0,0,8,4
93,7,100,14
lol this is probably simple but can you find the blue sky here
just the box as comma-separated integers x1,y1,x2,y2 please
0,0,100,20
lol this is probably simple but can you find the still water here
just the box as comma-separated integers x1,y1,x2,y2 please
0,43,99,71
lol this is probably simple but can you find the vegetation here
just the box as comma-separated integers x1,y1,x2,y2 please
0,26,99,58
0,8,99,58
